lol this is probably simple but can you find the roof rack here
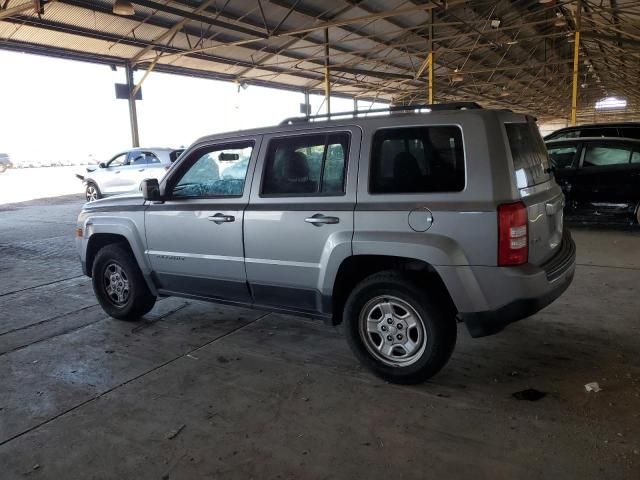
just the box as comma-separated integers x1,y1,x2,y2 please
280,102,483,126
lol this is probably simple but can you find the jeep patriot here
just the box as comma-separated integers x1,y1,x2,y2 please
76,103,576,383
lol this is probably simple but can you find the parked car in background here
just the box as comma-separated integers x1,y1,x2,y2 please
76,104,576,384
77,148,184,202
0,153,13,173
546,137,640,225
544,122,640,141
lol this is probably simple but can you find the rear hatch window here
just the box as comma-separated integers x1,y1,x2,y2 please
505,122,551,188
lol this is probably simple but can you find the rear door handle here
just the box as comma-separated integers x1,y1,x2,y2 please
305,214,340,226
208,213,235,224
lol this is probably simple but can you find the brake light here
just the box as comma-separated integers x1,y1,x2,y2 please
498,202,528,266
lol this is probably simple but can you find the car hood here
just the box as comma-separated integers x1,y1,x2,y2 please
82,193,145,211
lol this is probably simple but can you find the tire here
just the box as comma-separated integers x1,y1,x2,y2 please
0,165,6,174
343,271,457,384
92,243,156,321
85,182,102,202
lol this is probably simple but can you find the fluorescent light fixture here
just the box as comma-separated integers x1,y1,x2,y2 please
506,39,519,45
451,68,464,83
113,0,135,16
595,97,627,110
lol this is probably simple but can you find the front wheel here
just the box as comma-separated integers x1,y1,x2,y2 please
343,271,457,384
92,243,156,321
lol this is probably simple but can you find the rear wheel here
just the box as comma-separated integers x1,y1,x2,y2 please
343,271,457,384
92,243,156,321
85,182,101,202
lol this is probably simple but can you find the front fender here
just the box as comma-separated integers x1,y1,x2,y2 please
80,213,158,295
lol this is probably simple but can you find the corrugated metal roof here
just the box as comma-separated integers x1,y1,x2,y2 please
1,0,639,122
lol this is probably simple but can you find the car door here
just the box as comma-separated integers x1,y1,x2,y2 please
145,137,260,302
99,152,129,194
115,150,148,192
546,142,580,215
580,141,634,221
244,127,360,315
143,151,169,182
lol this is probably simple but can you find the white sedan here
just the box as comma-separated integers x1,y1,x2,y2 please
77,148,183,202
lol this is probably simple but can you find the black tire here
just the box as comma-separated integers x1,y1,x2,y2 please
343,271,457,384
85,182,102,202
92,243,156,321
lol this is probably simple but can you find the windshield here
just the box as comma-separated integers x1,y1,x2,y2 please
505,122,551,188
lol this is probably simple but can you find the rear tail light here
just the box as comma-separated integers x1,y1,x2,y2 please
498,202,528,266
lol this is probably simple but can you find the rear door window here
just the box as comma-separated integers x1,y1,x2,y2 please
505,122,551,188
369,126,464,194
261,133,349,196
620,127,640,140
145,152,161,164
583,145,631,167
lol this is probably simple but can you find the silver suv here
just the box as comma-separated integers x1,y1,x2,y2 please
77,148,183,202
76,103,576,384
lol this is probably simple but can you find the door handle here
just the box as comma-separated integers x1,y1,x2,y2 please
208,213,235,224
115,171,120,174
305,214,340,226
138,169,145,172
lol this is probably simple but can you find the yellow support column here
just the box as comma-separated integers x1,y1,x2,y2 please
324,28,331,115
428,10,434,104
428,52,434,104
570,1,581,126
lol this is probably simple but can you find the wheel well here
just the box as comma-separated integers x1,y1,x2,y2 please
85,233,132,277
331,255,457,325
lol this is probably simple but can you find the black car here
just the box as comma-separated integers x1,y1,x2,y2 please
544,122,640,141
546,137,640,225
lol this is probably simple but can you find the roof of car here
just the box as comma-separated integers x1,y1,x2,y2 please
193,107,528,146
129,147,180,152
546,136,640,144
550,122,640,132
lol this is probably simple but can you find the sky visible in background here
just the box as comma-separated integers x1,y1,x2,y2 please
0,50,384,164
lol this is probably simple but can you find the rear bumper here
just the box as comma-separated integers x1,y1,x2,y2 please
460,231,576,338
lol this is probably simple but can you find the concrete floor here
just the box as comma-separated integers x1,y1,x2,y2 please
0,196,639,480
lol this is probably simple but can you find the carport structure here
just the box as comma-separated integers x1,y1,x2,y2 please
1,0,640,132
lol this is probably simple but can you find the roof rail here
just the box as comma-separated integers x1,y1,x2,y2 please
280,102,482,126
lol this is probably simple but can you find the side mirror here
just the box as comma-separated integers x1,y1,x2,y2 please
141,178,162,201
99,162,106,168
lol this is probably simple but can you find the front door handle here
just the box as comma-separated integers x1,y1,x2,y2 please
138,168,145,172
305,214,340,226
208,213,235,224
